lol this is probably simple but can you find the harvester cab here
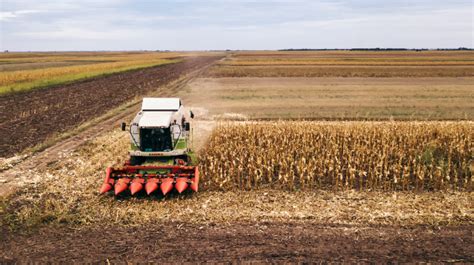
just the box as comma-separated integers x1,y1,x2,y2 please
100,98,199,196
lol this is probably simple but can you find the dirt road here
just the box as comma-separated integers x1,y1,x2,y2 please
1,223,472,263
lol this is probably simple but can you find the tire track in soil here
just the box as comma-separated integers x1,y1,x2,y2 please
0,56,222,197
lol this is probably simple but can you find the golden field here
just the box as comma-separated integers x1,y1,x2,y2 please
0,51,206,95
201,121,473,191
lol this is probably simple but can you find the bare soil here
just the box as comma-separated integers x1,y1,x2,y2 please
1,223,472,263
0,56,222,157
207,65,474,78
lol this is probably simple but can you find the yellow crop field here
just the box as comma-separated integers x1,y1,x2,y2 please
201,121,473,191
0,52,186,95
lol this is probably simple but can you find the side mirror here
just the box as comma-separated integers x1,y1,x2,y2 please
121,122,126,131
184,122,190,131
190,111,195,119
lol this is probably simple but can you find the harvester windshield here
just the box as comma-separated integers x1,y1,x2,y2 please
139,128,172,151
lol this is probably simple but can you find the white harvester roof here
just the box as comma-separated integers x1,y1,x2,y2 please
141,98,181,111
138,98,182,127
139,111,174,128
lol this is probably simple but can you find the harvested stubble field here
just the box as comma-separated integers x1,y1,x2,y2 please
208,51,474,78
1,51,474,263
181,77,474,120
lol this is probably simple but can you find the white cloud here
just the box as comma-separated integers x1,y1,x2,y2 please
16,27,135,40
0,12,16,21
0,10,42,21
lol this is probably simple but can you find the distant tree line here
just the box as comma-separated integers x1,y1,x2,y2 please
278,47,472,51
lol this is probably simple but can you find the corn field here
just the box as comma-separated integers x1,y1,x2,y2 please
200,121,473,191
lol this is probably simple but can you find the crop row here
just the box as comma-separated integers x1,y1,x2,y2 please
200,121,473,191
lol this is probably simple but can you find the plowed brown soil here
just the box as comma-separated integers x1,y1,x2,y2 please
0,56,221,157
1,223,472,263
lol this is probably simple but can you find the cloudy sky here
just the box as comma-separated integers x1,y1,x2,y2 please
1,0,472,51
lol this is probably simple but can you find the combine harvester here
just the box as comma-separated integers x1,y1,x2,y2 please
99,98,199,196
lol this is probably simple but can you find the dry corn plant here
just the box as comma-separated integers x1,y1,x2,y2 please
200,121,473,191
1,122,473,229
